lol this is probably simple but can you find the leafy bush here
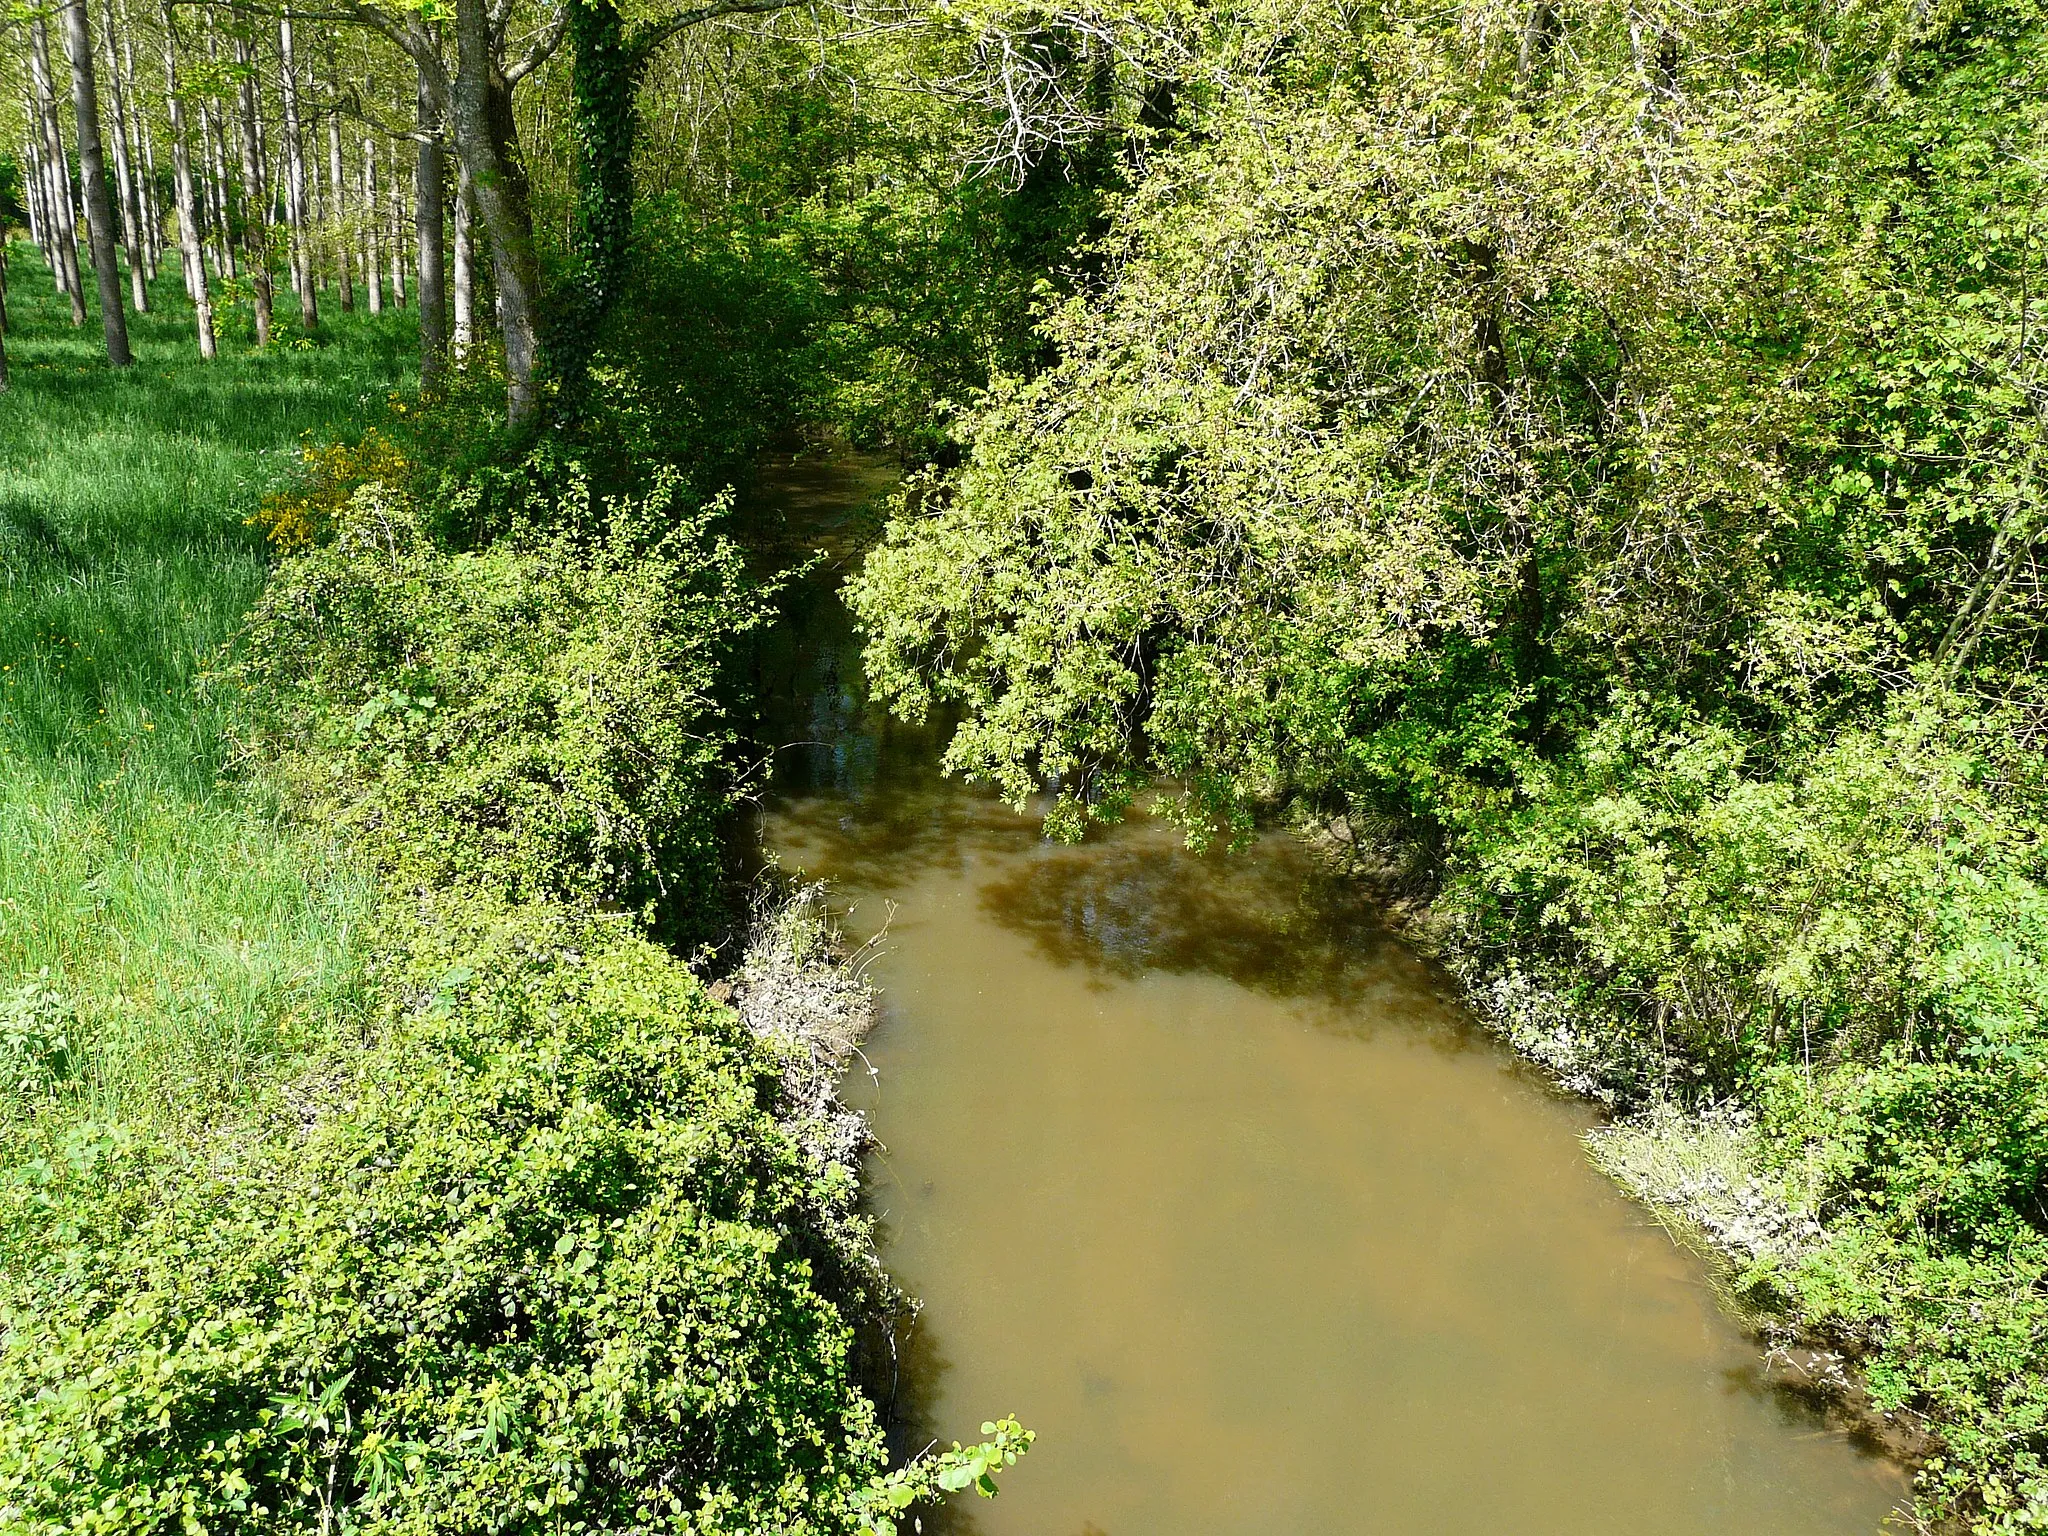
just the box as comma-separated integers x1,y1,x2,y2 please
1,440,1031,1533
233,467,769,946
0,972,73,1100
1444,696,2048,1100
0,894,888,1536
252,430,415,553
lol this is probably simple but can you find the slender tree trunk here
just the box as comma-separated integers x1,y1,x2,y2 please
386,136,406,305
361,138,382,313
29,57,64,293
32,19,88,323
163,6,215,358
452,156,473,351
450,0,542,425
278,17,317,329
311,133,327,293
201,96,233,281
118,1,162,278
233,24,271,345
202,22,236,282
98,0,148,312
327,108,352,311
415,68,446,380
23,125,52,272
23,131,48,261
61,0,132,364
51,73,85,313
306,101,327,295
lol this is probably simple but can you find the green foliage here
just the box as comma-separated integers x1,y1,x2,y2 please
578,206,833,496
845,0,2048,1524
852,1416,1035,1536
0,893,890,1536
0,157,26,235
232,465,770,944
1444,696,2048,1098
0,972,74,1098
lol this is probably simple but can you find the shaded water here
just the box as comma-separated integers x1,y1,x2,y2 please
747,448,1908,1536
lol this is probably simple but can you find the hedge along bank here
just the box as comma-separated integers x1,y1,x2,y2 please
0,450,1029,1535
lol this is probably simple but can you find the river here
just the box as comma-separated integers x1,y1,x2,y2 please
746,446,1909,1535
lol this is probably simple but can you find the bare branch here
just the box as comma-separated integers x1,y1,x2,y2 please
503,5,564,83
631,0,804,60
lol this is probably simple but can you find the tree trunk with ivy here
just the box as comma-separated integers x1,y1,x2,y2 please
555,0,645,403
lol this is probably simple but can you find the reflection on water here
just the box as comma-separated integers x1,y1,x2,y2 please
747,446,1909,1536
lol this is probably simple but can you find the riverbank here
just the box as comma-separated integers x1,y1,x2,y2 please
0,254,1030,1531
1295,805,1959,1502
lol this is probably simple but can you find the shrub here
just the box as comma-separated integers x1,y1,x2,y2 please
0,893,888,1536
232,465,769,945
1438,693,2048,1524
251,429,414,553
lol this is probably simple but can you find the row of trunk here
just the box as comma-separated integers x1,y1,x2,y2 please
17,0,780,425
13,2,490,385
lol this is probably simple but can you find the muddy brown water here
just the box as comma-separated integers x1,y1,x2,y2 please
746,448,1909,1536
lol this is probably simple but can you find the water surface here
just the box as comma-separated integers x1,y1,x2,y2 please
748,448,1907,1536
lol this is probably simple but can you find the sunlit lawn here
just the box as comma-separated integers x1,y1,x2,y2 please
0,245,412,1128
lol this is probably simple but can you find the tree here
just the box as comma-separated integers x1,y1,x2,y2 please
96,0,147,312
61,0,133,364
278,16,316,328
29,14,86,325
413,65,444,377
162,1,216,357
231,12,273,344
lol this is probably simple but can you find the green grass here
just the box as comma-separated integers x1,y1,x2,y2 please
0,245,414,1128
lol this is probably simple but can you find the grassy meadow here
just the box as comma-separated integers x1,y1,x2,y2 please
0,248,413,1131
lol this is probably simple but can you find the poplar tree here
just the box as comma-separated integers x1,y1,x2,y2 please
414,67,445,377
231,15,270,343
30,16,85,325
278,16,315,328
95,0,146,311
60,0,132,364
162,1,215,356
